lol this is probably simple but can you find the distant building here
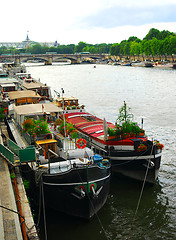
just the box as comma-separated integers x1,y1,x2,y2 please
0,33,59,49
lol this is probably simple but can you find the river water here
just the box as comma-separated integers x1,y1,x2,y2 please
26,63,176,240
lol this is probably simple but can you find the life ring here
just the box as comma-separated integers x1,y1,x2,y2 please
45,133,52,139
76,138,87,149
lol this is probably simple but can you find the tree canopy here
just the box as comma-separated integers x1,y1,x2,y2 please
110,28,176,56
0,28,175,56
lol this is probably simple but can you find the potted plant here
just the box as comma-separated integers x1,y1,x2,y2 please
107,127,116,140
154,141,164,150
137,143,147,152
22,117,51,138
115,102,145,139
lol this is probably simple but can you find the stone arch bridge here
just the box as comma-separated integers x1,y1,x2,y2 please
0,53,109,65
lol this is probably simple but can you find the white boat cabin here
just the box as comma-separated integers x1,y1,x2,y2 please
16,73,36,83
13,102,62,127
0,78,19,98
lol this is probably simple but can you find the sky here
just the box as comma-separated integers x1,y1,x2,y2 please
1,0,176,45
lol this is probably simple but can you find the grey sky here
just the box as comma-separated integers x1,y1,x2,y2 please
1,0,176,44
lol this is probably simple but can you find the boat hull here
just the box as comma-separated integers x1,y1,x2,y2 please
110,155,161,184
62,111,163,184
36,164,111,219
91,139,161,184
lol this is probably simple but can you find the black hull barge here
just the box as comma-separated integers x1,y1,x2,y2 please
6,98,111,220
36,158,110,219
62,107,163,184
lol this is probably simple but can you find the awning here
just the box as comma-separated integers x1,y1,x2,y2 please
14,103,62,115
8,90,41,100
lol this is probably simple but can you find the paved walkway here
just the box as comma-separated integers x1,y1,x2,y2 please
0,156,23,240
0,120,39,240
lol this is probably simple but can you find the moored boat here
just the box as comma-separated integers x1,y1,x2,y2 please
5,95,110,219
34,136,111,219
132,61,153,67
61,101,163,184
2,62,26,77
21,82,52,102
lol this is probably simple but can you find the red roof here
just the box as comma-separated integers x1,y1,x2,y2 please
66,111,115,139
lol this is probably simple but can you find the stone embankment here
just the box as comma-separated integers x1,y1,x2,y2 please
0,121,39,240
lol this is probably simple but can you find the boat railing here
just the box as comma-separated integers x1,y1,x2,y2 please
16,122,32,145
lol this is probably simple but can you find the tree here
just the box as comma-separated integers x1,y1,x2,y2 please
128,36,141,43
150,37,160,56
143,28,160,40
130,41,141,56
167,35,176,55
143,40,152,56
74,41,87,53
160,30,175,40
119,41,127,55
27,44,43,54
123,42,131,55
110,43,120,56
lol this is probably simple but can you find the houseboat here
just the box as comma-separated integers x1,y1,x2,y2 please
6,98,111,219
16,72,37,84
2,62,26,77
59,100,163,184
21,82,52,102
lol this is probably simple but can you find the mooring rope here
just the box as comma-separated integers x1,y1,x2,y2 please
129,142,154,234
41,174,48,240
76,167,110,240
36,176,43,227
0,204,24,219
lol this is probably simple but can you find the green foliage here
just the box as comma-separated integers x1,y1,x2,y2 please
23,180,30,189
57,119,77,138
22,117,50,136
10,173,16,179
0,108,5,121
0,28,175,56
116,121,143,136
116,101,134,123
110,28,176,56
143,28,161,41
107,102,145,138
108,127,116,136
128,36,141,43
75,41,87,53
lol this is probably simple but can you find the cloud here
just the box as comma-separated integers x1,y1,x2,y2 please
75,4,176,29
1,0,176,44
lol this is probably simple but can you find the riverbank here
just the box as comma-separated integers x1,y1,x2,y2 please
0,121,39,240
